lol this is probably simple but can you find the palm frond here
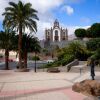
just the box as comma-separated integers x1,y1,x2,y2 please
9,2,17,8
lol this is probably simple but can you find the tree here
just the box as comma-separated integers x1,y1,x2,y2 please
21,34,41,70
89,23,100,38
0,29,16,70
32,38,41,72
66,41,90,60
86,23,100,66
75,28,86,39
86,38,100,51
86,28,92,38
86,38,100,65
2,1,39,69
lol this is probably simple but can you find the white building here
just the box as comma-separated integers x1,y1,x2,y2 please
45,19,68,42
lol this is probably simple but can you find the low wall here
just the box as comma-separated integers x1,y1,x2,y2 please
66,59,79,72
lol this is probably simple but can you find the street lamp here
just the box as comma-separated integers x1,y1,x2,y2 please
34,47,37,72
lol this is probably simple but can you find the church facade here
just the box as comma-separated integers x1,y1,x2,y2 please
45,19,68,42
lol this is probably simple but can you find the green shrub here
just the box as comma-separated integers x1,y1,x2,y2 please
86,38,100,51
68,41,93,60
61,54,75,66
43,41,92,69
44,60,61,68
58,41,90,61
32,56,40,61
90,49,100,60
52,60,61,67
45,54,75,68
43,63,53,68
75,50,93,61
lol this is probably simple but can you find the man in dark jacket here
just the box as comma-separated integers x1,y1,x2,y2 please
90,58,95,80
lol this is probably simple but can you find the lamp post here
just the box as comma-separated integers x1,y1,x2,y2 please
34,47,37,72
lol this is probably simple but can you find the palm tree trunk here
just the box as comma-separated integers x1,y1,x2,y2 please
18,24,22,69
5,49,9,70
24,50,27,69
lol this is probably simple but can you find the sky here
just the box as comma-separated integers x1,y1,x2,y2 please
0,0,100,40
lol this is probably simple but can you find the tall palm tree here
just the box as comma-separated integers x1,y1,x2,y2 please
0,29,16,70
22,34,41,69
2,1,39,69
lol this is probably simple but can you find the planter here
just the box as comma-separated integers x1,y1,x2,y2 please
47,68,60,73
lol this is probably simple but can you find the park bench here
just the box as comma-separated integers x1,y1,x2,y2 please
47,67,60,73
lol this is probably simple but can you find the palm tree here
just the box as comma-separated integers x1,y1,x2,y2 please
22,34,41,69
0,29,16,70
32,38,41,72
2,1,39,69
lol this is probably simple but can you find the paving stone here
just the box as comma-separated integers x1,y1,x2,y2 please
0,70,100,100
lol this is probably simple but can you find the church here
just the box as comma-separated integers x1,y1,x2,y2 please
45,19,68,42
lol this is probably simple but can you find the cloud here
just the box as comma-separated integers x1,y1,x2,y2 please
67,25,90,40
0,0,63,19
0,0,85,40
36,20,53,40
0,0,64,40
0,0,9,20
0,0,18,20
21,0,64,14
62,5,74,15
67,26,89,35
80,17,91,23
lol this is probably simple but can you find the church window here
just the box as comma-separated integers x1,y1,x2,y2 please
47,32,50,36
46,31,50,41
62,32,66,40
55,30,58,41
55,30,58,36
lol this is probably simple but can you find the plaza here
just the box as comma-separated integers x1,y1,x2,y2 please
0,68,100,100
0,0,100,100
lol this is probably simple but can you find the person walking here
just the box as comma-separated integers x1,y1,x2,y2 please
90,58,95,80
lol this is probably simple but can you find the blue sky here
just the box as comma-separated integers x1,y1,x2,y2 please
0,0,100,39
53,0,100,26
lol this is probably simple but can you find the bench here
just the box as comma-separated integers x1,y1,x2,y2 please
47,68,60,73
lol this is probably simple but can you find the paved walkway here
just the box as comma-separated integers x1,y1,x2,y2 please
0,70,100,100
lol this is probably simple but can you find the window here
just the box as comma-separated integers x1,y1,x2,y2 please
62,32,66,40
47,32,50,36
55,30,58,41
55,30,58,36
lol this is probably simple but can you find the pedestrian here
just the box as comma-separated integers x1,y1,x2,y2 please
90,58,95,80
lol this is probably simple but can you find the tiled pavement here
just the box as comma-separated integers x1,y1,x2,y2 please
0,70,100,100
